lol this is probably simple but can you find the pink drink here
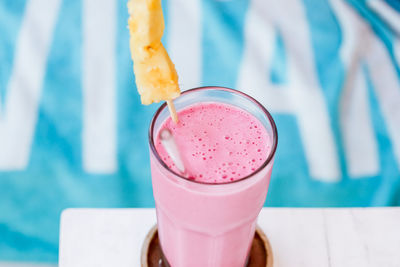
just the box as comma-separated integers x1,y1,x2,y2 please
156,103,270,183
149,87,277,267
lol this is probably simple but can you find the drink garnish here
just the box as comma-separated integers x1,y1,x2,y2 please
128,0,179,122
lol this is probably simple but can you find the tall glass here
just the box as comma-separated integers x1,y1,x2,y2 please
149,87,277,267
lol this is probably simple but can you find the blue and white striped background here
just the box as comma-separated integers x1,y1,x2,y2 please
0,0,399,264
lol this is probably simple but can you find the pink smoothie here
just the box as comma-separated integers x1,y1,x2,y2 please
150,101,274,267
155,102,270,183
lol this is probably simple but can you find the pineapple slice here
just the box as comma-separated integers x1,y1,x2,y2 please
128,0,180,104
134,45,180,104
127,0,163,61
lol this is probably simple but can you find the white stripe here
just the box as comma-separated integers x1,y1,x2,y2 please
340,66,379,177
168,0,201,90
278,0,340,182
238,0,340,182
368,0,400,35
237,1,293,113
0,0,61,170
331,0,380,178
330,0,369,67
366,37,400,170
82,0,117,174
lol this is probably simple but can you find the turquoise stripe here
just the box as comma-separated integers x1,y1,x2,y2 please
385,0,400,12
117,0,157,207
0,223,57,262
270,31,288,85
302,0,349,180
266,114,312,206
202,0,249,88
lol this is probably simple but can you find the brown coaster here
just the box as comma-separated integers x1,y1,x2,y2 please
141,225,273,267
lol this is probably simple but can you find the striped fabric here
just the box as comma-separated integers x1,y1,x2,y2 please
0,0,399,264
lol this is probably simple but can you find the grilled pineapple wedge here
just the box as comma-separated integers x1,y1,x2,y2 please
128,0,180,105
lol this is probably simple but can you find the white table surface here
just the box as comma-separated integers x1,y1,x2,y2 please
59,208,400,267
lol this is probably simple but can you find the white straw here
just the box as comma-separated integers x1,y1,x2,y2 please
159,129,187,176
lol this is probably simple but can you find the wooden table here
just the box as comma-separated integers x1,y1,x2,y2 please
59,208,400,267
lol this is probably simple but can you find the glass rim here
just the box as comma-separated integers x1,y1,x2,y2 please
148,86,278,185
